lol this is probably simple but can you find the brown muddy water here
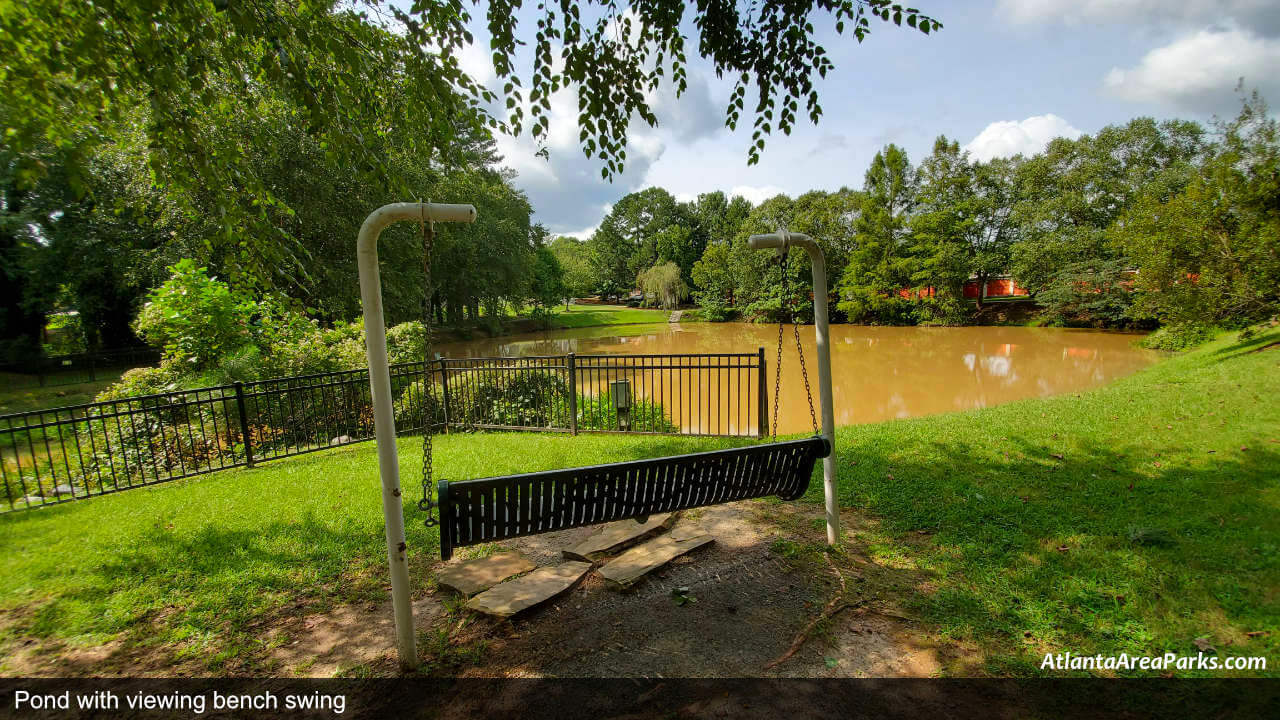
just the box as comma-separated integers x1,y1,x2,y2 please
439,323,1158,434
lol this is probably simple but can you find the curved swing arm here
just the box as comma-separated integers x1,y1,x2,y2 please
358,201,476,671
747,230,840,546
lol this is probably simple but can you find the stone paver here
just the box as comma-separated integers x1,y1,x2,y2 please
561,513,675,562
467,562,592,618
598,531,714,588
437,551,535,596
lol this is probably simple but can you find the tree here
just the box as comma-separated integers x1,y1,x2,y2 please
837,144,918,323
907,138,1019,321
1,1,941,287
908,136,976,321
548,236,595,305
1010,117,1206,296
529,246,566,310
1112,92,1279,328
637,262,689,310
588,187,683,297
691,242,741,320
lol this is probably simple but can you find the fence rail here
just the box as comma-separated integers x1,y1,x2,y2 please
0,351,764,513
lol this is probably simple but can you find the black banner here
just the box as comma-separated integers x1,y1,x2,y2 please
0,678,1274,719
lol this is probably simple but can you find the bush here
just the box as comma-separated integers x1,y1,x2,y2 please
386,321,428,365
576,392,678,433
695,295,734,322
394,379,444,432
95,366,180,401
454,371,570,429
1140,323,1218,351
133,260,254,369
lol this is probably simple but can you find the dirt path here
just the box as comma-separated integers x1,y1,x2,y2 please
266,502,953,678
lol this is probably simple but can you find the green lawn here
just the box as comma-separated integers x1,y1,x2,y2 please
0,327,1275,676
543,303,670,328
834,326,1279,675
0,374,123,415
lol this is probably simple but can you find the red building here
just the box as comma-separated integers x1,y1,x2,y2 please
962,276,1030,300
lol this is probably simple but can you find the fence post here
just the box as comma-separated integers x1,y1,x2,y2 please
567,353,578,435
436,355,452,434
234,381,254,467
757,347,767,438
87,352,96,382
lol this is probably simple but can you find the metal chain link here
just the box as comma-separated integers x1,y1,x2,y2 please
771,253,786,442
416,207,439,527
771,245,820,440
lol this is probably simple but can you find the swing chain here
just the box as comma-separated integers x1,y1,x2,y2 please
417,205,439,528
771,244,820,440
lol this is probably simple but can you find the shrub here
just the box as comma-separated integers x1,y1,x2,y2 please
95,366,180,401
133,259,254,369
1140,323,1218,351
386,321,427,365
695,296,734,322
454,371,570,429
393,379,444,433
576,392,678,433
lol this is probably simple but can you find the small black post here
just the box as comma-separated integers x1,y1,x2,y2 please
567,353,578,435
436,355,452,434
757,347,767,438
234,381,254,467
87,352,96,382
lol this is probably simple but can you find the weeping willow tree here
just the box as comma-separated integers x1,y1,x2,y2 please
637,262,688,309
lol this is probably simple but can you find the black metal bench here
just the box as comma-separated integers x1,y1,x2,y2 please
436,436,831,560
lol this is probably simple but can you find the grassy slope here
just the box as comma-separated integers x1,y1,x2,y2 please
0,328,1275,675
544,304,669,328
833,327,1279,674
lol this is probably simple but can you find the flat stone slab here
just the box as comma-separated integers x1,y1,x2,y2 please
437,552,535,596
466,561,592,618
598,531,715,588
562,513,676,562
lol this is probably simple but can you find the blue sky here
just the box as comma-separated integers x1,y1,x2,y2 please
452,0,1280,236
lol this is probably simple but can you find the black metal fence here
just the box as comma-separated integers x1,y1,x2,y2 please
0,351,765,513
0,347,162,390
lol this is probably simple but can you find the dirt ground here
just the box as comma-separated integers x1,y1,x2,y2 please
265,501,955,678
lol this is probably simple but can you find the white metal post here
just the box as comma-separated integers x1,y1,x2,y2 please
358,201,476,670
747,230,840,545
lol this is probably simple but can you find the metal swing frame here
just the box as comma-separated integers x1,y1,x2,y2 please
358,202,837,670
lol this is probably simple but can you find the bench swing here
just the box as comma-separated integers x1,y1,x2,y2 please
357,202,838,669
415,238,829,561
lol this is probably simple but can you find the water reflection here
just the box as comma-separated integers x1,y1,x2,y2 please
439,323,1158,433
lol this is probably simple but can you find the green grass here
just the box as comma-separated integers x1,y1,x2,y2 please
0,327,1276,676
0,432,742,673
833,326,1279,675
543,303,670,328
0,374,123,416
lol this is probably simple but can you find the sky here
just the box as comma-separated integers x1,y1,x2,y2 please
452,0,1280,238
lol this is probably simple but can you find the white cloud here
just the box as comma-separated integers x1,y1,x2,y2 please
491,66,723,234
997,0,1280,36
558,225,597,241
727,185,787,206
1103,27,1280,113
455,41,494,86
963,114,1082,162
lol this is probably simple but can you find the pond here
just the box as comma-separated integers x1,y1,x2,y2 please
439,323,1158,434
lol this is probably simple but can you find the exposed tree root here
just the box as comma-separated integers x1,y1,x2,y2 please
763,553,860,670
